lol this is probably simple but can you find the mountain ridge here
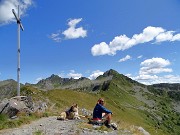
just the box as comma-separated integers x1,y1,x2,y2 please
30,69,142,91
1,69,180,96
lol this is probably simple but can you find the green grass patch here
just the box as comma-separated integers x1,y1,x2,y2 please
33,130,43,135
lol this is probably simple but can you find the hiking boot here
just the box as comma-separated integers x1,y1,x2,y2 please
104,121,111,128
106,124,111,128
104,120,108,125
110,123,118,130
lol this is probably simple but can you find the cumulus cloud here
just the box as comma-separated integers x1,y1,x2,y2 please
49,18,87,42
171,34,180,41
133,74,159,81
127,57,179,85
139,57,172,75
140,67,172,75
88,70,104,80
91,26,180,56
155,31,174,42
118,55,131,62
67,70,82,79
131,74,180,85
0,0,33,25
62,18,87,39
91,42,111,56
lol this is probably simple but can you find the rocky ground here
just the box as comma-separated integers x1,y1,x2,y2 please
0,116,119,135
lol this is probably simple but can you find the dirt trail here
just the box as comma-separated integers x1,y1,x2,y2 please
0,116,119,135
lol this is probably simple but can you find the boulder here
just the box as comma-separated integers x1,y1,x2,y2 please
0,96,33,118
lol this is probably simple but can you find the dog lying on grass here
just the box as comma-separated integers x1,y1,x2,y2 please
57,104,80,120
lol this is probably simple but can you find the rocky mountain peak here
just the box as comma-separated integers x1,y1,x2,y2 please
48,74,61,81
102,69,119,77
79,77,90,81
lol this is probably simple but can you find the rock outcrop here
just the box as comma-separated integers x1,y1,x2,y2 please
0,96,33,118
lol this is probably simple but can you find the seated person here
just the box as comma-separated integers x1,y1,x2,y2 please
93,98,112,127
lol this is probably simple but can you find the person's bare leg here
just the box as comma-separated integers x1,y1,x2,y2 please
107,113,111,124
103,113,112,124
102,113,106,117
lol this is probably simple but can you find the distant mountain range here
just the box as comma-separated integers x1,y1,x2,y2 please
1,69,179,101
27,69,118,91
1,69,180,113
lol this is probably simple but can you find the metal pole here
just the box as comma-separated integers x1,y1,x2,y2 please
17,5,20,96
12,5,24,96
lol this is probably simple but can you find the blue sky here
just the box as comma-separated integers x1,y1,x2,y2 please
0,0,180,85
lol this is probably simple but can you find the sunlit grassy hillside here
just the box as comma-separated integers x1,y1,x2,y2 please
20,84,178,135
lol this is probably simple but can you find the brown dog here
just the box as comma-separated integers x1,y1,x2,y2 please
57,104,80,120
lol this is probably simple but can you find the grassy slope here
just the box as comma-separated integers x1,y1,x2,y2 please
104,74,180,135
44,86,166,134
26,85,164,134
101,80,163,135
97,73,170,134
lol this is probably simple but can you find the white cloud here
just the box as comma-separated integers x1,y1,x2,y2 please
127,26,164,45
58,70,104,80
88,70,104,80
140,57,171,68
0,0,33,25
133,74,159,81
67,18,81,27
155,31,174,42
91,26,180,56
118,55,131,62
125,73,131,77
67,70,82,79
127,57,179,85
139,57,172,75
62,18,87,39
171,33,180,41
140,67,172,75
49,32,61,42
49,18,87,42
137,55,143,59
131,74,180,85
91,42,111,56
109,35,130,54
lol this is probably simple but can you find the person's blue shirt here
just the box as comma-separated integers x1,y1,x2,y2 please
93,103,112,119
